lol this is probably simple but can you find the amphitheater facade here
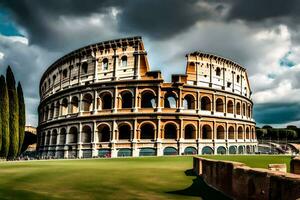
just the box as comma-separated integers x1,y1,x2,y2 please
37,36,257,158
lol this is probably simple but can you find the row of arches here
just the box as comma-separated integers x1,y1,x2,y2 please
39,122,256,147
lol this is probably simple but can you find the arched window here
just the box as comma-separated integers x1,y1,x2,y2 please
246,127,250,139
227,100,234,114
183,95,195,109
217,146,226,154
202,146,213,154
82,93,93,112
164,123,177,139
102,58,108,71
201,96,211,111
237,75,240,83
236,102,241,115
82,62,88,74
61,98,68,115
141,91,156,108
71,96,79,113
140,123,155,140
184,124,196,139
63,69,68,78
242,103,246,116
59,128,66,144
98,124,110,142
68,127,78,144
216,98,224,112
217,126,225,139
121,56,127,67
164,92,177,108
216,67,221,76
202,125,212,139
121,91,132,108
228,126,235,139
81,126,92,143
118,124,131,140
101,92,112,109
51,130,58,145
238,127,243,139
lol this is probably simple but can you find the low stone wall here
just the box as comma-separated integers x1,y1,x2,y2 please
291,156,300,174
193,157,300,200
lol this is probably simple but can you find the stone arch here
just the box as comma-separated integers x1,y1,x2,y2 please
228,126,235,139
183,94,195,109
82,93,93,112
229,146,237,154
118,148,132,157
163,147,178,156
201,96,211,111
61,98,68,115
216,98,224,112
238,146,245,154
202,125,212,139
118,123,131,140
236,102,241,115
68,126,78,144
184,124,196,139
71,96,79,113
164,92,177,108
238,126,243,139
163,122,178,139
202,146,214,154
139,148,156,156
184,146,197,155
55,101,60,117
140,122,155,140
97,123,111,142
246,127,250,139
217,146,226,154
120,90,133,109
59,128,66,144
216,125,225,139
49,103,55,119
141,90,156,108
81,125,92,143
242,103,246,116
227,100,234,114
251,127,256,139
100,91,112,110
51,129,58,145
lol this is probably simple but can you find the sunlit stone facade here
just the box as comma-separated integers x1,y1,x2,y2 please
37,36,257,158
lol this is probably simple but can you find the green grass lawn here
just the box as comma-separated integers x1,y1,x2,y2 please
0,155,293,200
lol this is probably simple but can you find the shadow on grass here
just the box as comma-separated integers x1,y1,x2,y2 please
167,169,232,200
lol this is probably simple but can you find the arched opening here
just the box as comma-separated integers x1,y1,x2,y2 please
121,56,127,67
246,145,251,154
118,124,131,140
238,146,244,154
101,92,112,109
55,102,60,117
121,91,132,108
216,67,221,76
46,131,51,145
217,126,225,139
164,92,177,108
141,91,156,108
242,103,246,116
97,124,110,142
217,146,226,154
227,100,234,113
68,127,78,144
228,126,235,139
202,125,212,139
82,93,93,112
59,128,66,144
82,62,88,74
183,94,195,109
229,146,237,154
49,104,54,119
62,69,68,78
117,148,132,157
184,124,196,139
237,75,240,83
102,58,108,71
98,149,111,158
139,148,156,156
216,98,224,112
163,147,178,156
248,105,251,118
246,127,250,139
238,127,243,139
236,102,241,115
61,98,68,115
71,96,79,113
184,147,197,155
202,146,213,154
201,96,211,111
140,123,155,140
51,130,57,145
252,128,256,140
81,125,92,143
164,123,177,139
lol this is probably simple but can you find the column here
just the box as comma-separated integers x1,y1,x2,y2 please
113,86,118,113
222,65,226,90
156,85,162,112
68,64,72,87
78,123,83,158
209,62,213,87
156,118,163,156
94,57,98,82
212,93,215,114
59,67,62,90
224,95,227,116
178,87,183,111
197,120,201,155
133,86,139,112
92,121,98,157
132,119,138,157
93,90,98,114
110,120,117,158
232,70,235,92
78,62,81,85
133,44,141,79
79,93,83,116
178,119,184,155
112,48,118,80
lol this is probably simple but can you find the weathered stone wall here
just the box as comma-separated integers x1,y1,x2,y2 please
193,156,300,200
291,157,300,174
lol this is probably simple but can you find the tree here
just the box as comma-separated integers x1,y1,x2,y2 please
17,82,25,155
0,76,3,152
0,75,9,158
6,66,19,159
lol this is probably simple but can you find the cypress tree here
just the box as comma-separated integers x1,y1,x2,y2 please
6,66,19,159
17,82,25,155
0,75,10,158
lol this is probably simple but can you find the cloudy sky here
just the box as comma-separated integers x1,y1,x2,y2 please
0,0,299,128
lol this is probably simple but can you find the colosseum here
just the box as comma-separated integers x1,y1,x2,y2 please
37,36,257,158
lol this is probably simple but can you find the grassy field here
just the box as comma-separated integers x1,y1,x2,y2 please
0,155,293,200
